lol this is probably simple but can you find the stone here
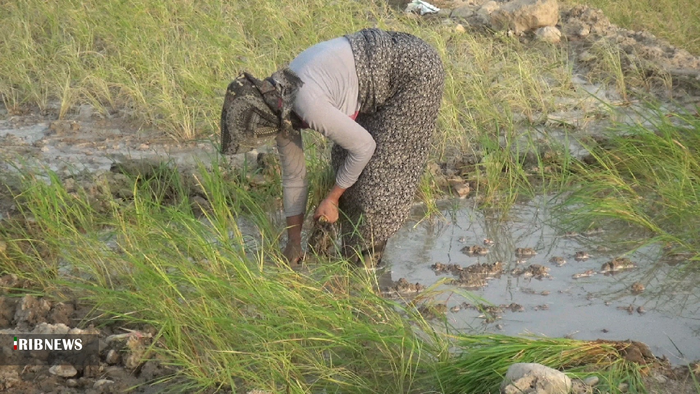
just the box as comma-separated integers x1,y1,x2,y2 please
94,379,114,388
579,51,597,62
49,364,78,378
0,366,21,391
535,26,561,43
477,1,500,25
244,149,259,170
454,24,467,33
583,376,599,386
501,363,572,394
105,349,120,365
452,5,475,19
488,0,559,34
652,373,667,384
563,20,591,38
451,182,470,198
32,322,70,335
14,295,51,326
437,8,452,17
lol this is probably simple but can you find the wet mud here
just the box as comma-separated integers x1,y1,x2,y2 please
382,197,700,366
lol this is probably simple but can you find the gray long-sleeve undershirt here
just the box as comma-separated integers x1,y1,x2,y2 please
277,37,376,217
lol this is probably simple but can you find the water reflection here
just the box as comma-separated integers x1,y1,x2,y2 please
383,197,700,363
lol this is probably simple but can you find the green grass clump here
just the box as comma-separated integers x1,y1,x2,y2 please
0,162,450,393
438,334,645,394
558,104,700,258
0,0,392,138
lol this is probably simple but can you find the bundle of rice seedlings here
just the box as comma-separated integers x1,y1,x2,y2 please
437,334,647,394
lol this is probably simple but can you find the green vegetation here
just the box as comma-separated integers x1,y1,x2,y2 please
2,0,700,392
3,164,450,392
0,0,569,146
557,105,700,257
439,335,645,394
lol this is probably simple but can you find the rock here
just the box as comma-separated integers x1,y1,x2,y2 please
0,274,20,294
488,0,559,34
49,120,80,135
94,379,114,388
49,364,78,378
535,26,561,43
583,376,599,386
437,8,452,17
83,363,101,378
454,23,467,33
32,322,70,335
452,5,475,19
124,336,147,369
14,295,51,326
452,183,471,198
105,349,120,365
570,379,591,394
477,1,500,25
244,149,259,170
563,20,591,38
0,366,21,391
104,365,130,380
579,50,597,62
249,173,267,187
652,373,667,384
562,5,611,36
191,195,211,216
501,363,572,394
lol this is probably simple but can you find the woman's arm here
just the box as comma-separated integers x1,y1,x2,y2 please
293,94,376,200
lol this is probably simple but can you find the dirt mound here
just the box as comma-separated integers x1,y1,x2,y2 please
561,5,700,90
404,0,700,94
0,277,173,393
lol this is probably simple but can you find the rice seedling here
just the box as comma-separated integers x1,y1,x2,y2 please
556,103,700,258
1,163,454,393
438,334,646,394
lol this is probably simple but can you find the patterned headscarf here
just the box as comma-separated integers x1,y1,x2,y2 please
220,68,304,155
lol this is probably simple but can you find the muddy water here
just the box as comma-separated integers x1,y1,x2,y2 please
382,197,700,363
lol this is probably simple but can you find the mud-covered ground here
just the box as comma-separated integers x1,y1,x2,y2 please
0,279,175,394
1,1,700,393
381,198,700,393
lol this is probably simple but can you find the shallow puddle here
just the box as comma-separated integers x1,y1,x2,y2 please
383,197,700,364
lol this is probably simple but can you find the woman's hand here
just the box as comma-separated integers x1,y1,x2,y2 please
314,184,346,224
314,198,339,223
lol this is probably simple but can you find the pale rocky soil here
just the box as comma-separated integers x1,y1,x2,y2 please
1,1,699,392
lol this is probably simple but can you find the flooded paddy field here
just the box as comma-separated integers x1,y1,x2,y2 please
383,197,700,363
